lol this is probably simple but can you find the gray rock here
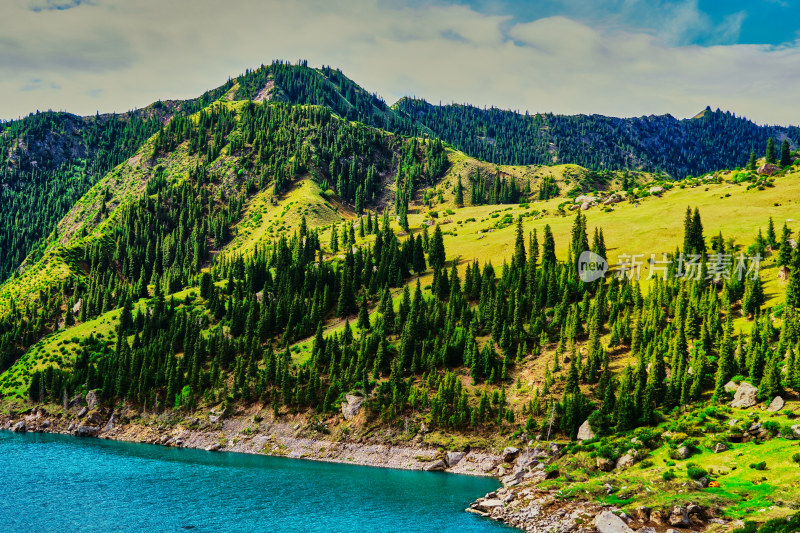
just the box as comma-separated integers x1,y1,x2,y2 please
502,447,520,462
616,450,638,469
549,442,563,456
675,446,692,459
423,459,447,472
501,469,526,487
713,443,729,453
687,504,704,518
104,414,119,432
41,420,50,428
86,390,98,410
766,396,785,412
637,528,657,533
790,425,800,439
597,457,615,471
577,419,595,441
516,452,538,469
669,507,689,528
67,394,83,408
77,407,88,419
724,381,739,394
595,510,635,533
11,421,26,433
446,451,465,467
341,393,365,420
634,507,651,521
476,499,504,512
205,443,222,452
730,381,758,409
648,186,665,195
75,425,99,437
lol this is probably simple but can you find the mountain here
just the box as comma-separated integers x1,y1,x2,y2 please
2,61,797,285
2,60,800,529
393,98,800,176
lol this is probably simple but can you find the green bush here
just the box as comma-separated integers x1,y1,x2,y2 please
662,469,676,481
749,461,767,471
687,466,708,480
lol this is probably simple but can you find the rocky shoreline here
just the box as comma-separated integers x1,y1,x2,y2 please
1,399,737,533
0,401,505,476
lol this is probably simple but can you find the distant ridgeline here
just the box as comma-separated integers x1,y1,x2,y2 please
1,60,799,284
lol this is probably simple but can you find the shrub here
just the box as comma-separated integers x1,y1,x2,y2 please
596,444,618,461
792,453,800,465
749,461,767,471
662,469,676,481
687,466,708,480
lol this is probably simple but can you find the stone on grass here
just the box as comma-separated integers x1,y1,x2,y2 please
730,381,758,409
577,419,595,441
723,381,738,394
597,457,615,472
766,396,785,412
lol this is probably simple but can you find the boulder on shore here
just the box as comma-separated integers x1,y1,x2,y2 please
766,396,785,412
577,419,595,441
423,459,447,471
75,425,99,437
502,447,520,462
594,510,634,533
11,421,26,433
446,451,465,467
730,381,758,408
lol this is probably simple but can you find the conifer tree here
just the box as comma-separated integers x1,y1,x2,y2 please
747,151,756,171
429,224,446,270
780,139,791,167
766,137,776,165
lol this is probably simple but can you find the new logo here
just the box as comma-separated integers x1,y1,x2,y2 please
578,251,608,283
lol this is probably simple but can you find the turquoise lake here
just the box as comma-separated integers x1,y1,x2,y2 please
0,431,511,532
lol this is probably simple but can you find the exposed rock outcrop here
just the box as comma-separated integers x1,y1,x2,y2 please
766,396,785,412
577,419,595,441
595,510,634,533
730,381,758,408
340,394,364,420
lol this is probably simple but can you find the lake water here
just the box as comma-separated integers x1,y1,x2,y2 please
0,431,511,532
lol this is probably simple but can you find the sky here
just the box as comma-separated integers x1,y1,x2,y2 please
2,0,800,124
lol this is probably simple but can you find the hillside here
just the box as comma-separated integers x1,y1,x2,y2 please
4,60,799,288
3,64,800,532
394,99,800,177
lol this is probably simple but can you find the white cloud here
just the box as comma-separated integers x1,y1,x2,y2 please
0,0,798,125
